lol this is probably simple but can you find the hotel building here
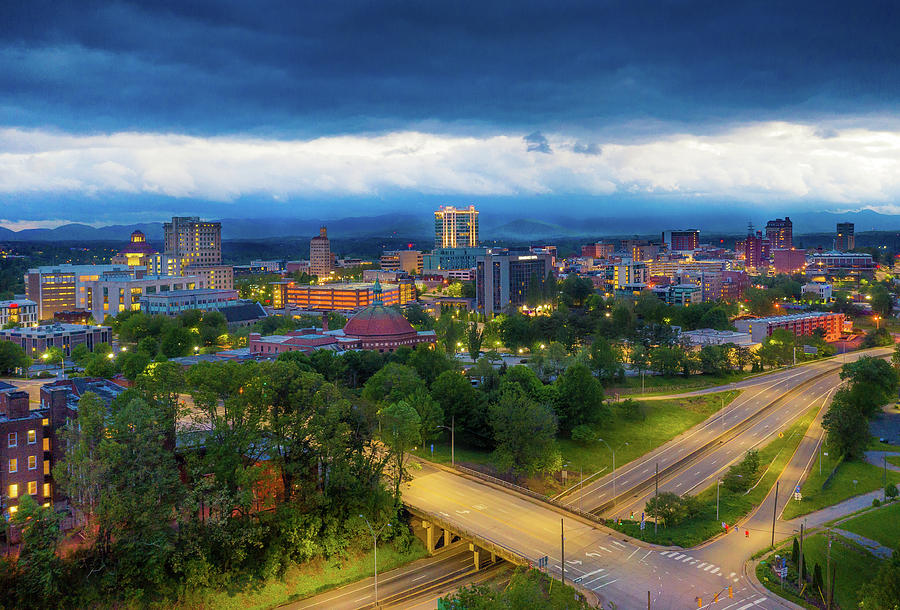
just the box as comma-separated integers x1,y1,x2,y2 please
435,206,479,248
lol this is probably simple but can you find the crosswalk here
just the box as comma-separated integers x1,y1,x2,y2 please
657,550,739,582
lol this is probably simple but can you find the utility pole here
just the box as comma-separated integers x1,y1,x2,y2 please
451,415,455,466
648,590,651,609
654,462,659,535
826,535,833,610
884,455,888,502
771,480,779,548
798,522,804,588
560,518,565,585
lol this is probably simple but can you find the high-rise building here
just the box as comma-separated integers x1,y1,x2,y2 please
836,222,855,251
163,217,222,266
25,264,131,320
435,205,479,248
111,231,158,267
475,250,554,314
310,227,334,278
743,231,767,270
765,217,793,249
661,230,700,252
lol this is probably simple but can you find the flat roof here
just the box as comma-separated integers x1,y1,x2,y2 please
0,323,110,336
0,299,37,307
745,312,841,324
143,288,237,298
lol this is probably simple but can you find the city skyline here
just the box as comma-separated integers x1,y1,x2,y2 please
3,2,900,227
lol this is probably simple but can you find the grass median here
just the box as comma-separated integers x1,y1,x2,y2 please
781,442,900,521
174,538,427,610
605,402,821,548
412,391,739,497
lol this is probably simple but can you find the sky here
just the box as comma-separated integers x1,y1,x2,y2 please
3,1,900,230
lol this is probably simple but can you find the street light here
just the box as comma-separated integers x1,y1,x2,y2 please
41,351,64,380
598,439,628,507
359,514,391,606
435,416,455,466
716,479,724,521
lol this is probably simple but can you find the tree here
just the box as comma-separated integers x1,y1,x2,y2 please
840,357,899,416
196,311,227,346
362,362,426,405
698,344,730,376
723,450,760,492
650,346,682,377
553,362,607,432
160,325,194,358
69,343,91,367
0,340,29,375
54,392,107,524
499,314,535,352
380,400,422,499
870,285,894,318
11,495,64,606
822,389,871,459
757,329,796,367
858,544,900,609
590,337,624,385
407,343,456,386
886,483,899,501
84,352,117,378
645,492,687,527
435,313,465,354
407,387,444,443
466,322,484,362
489,385,560,478
431,370,488,447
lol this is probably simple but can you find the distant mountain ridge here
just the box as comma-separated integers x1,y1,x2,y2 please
3,208,900,242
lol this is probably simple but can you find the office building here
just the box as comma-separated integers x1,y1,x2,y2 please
0,323,112,357
771,249,807,274
735,312,845,343
272,281,415,312
801,282,833,301
139,289,239,316
741,231,768,270
380,250,423,274
661,230,700,252
652,283,702,306
609,263,649,289
147,255,234,291
700,270,750,302
836,223,855,251
25,264,131,320
422,247,487,272
475,250,554,314
435,206,479,248
765,217,793,249
310,227,334,278
83,273,204,321
0,299,38,328
680,329,753,347
111,231,158,268
163,217,222,266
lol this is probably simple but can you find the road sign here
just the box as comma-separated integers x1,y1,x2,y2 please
640,512,645,530
538,555,549,571
795,485,801,493
794,492,802,501
803,345,818,355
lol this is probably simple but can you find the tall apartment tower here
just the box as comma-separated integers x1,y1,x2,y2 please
765,217,793,249
661,230,700,252
163,217,222,265
310,227,333,278
836,222,855,251
435,205,479,248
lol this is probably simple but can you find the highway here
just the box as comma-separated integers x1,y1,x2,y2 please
560,349,891,517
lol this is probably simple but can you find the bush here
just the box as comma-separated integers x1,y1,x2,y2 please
885,483,898,500
723,450,760,492
570,424,595,445
618,398,646,421
873,497,881,507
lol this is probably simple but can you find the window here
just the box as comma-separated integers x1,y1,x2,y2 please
27,481,37,496
7,432,16,448
43,483,50,498
28,456,36,470
41,418,49,426
8,459,16,473
8,484,18,499
8,506,17,515
27,429,36,444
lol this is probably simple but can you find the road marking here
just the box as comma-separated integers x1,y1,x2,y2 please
455,510,470,515
682,556,693,562
595,578,619,589
697,562,708,569
640,550,653,562
728,572,736,579
586,552,604,558
711,567,720,574
566,560,583,565
612,541,626,547
597,546,612,553
626,548,640,561
472,504,487,510
412,573,428,581
703,564,714,571
672,553,685,560
573,568,606,583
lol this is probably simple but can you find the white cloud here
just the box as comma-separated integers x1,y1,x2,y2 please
1,122,900,205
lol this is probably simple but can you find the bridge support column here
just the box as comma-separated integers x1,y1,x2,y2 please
443,528,452,548
423,521,436,554
469,543,481,570
490,551,496,563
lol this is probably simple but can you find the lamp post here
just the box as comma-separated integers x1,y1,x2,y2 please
598,439,628,507
41,350,64,380
716,479,724,521
359,514,391,607
435,415,455,466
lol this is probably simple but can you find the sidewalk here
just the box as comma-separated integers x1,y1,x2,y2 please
832,528,893,560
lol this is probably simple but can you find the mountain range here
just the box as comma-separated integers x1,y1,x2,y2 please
3,209,900,242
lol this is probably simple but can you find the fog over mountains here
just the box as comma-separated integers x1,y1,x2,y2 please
2,209,900,242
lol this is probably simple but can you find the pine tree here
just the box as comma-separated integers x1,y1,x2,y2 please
791,537,800,566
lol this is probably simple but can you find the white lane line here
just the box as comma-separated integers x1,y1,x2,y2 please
573,568,606,583
659,551,671,556
703,564,714,572
594,578,619,589
412,574,428,581
712,567,721,574
612,541,626,547
728,572,736,579
626,548,640,561
672,553,685,560
641,550,653,562
598,546,612,553
582,573,611,587
682,556,694,563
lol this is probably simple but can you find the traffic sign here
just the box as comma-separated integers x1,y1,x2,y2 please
640,512,645,530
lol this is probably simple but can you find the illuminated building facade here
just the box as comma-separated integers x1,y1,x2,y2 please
111,231,157,267
380,250,423,274
735,312,845,343
435,206,479,248
310,227,334,278
0,299,38,327
835,223,855,251
475,250,554,314
662,230,700,252
25,264,130,320
0,323,112,357
84,273,204,320
765,217,793,249
163,217,222,266
272,281,415,312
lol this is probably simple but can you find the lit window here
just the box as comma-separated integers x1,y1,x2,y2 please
7,432,16,448
28,456,36,470
8,506,17,515
43,482,50,497
27,429,36,444
8,459,16,473
42,418,49,426
27,481,37,495
8,484,18,499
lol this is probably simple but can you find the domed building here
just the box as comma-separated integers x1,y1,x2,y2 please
249,280,436,356
112,231,158,267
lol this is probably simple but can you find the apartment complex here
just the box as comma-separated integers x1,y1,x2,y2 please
0,388,59,513
310,227,334,278
475,250,554,314
735,312,845,343
435,206,479,248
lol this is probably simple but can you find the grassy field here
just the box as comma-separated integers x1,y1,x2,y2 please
838,501,900,550
800,532,883,610
174,538,427,610
888,455,900,468
607,402,821,547
412,391,739,496
610,372,754,395
781,448,900,520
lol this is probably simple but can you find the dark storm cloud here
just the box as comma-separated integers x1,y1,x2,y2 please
3,0,900,135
